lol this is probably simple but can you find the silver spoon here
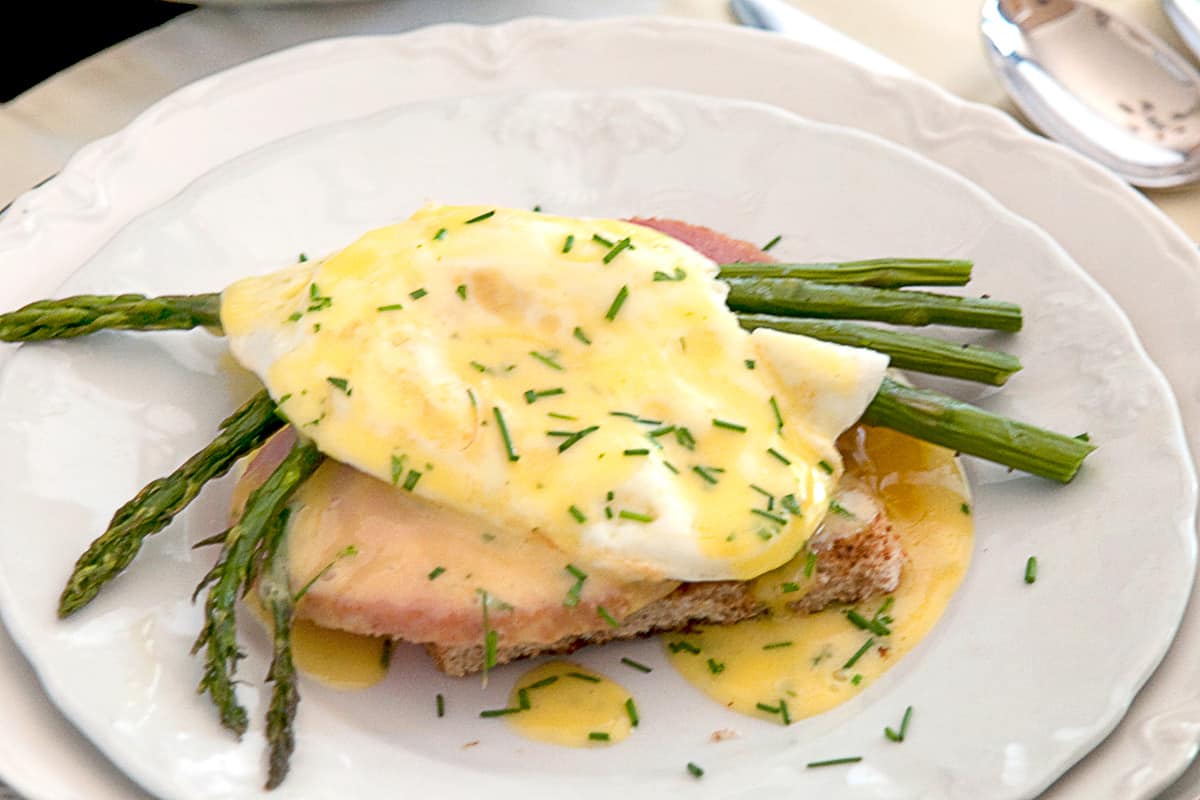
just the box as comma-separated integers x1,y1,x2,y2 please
1164,0,1200,60
982,0,1200,187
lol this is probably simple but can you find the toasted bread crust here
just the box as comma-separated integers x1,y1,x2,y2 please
425,510,901,677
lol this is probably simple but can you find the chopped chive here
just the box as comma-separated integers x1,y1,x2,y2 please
706,658,725,675
829,499,853,517
402,470,422,492
652,267,687,282
609,411,662,425
527,676,559,690
518,688,531,711
675,427,696,450
1076,432,1091,442
588,732,611,742
603,237,633,264
763,641,793,650
625,697,640,727
618,510,654,523
565,563,588,581
806,757,862,768
456,284,468,300
750,508,788,526
568,505,587,523
664,461,680,474
524,387,566,404
1025,556,1038,584
604,285,630,321
469,361,489,373
802,550,818,576
377,303,404,312
780,582,800,594
782,494,803,516
493,407,520,462
623,448,650,456
817,459,834,475
556,425,599,453
769,397,785,433
750,484,774,503
530,350,564,371
547,411,578,421
851,674,863,686
621,657,652,673
465,209,495,224
843,638,875,670
428,566,446,580
298,253,309,262
390,454,406,485
961,502,971,514
592,233,615,248
745,359,756,370
762,234,782,252
649,425,676,438
532,205,542,212
562,234,576,253
326,376,351,395
767,448,792,465
569,328,592,349
692,465,720,485
686,762,704,779
434,227,447,241
712,418,747,433
885,705,914,743
597,605,621,627
436,693,445,717
567,672,602,683
846,609,890,637
409,288,428,300
756,702,780,714
287,311,303,322
478,589,499,676
668,640,701,655
779,699,792,726
479,707,522,718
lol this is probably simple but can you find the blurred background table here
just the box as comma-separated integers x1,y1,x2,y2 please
2,2,1198,799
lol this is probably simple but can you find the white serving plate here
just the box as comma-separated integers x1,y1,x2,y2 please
0,87,1192,800
1,17,1199,800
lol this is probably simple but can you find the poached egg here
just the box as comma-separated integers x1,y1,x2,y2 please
220,205,887,582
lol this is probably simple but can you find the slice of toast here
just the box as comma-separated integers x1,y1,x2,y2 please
425,504,902,677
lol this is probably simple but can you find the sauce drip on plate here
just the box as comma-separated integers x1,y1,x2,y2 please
504,661,635,747
666,425,973,722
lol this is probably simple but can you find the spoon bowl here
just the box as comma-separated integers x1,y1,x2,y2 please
982,0,1200,187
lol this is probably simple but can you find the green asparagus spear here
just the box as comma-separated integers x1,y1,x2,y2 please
863,377,1095,483
724,278,1022,331
738,315,1021,385
59,390,284,617
718,258,972,287
192,437,322,736
0,293,222,341
258,509,299,790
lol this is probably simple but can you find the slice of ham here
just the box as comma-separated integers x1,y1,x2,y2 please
628,217,776,265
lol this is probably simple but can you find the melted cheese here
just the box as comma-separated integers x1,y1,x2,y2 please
504,661,635,747
221,205,888,582
666,425,972,721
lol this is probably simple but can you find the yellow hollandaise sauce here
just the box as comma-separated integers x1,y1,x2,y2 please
503,661,636,747
286,622,390,690
242,591,391,691
666,425,973,723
